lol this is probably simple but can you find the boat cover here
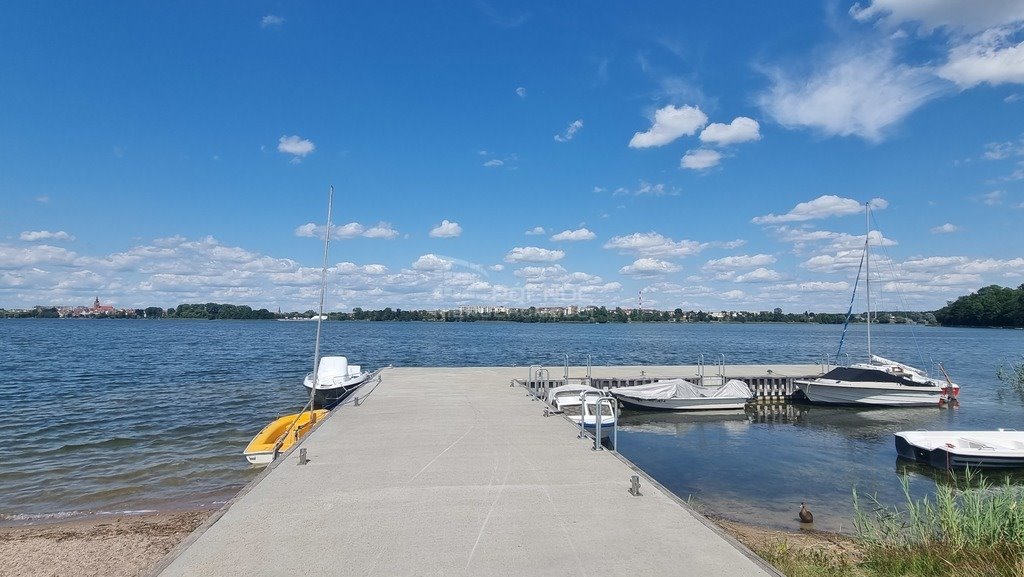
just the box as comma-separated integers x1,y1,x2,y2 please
610,378,752,400
870,355,925,376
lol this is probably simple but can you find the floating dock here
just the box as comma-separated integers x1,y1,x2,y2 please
520,363,824,402
153,366,804,577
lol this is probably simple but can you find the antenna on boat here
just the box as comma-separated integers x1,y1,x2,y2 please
309,185,335,416
864,202,872,364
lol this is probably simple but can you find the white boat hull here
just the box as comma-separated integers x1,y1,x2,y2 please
896,431,1024,469
244,451,275,466
795,380,948,407
615,395,748,411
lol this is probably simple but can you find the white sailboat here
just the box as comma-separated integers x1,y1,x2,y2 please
794,204,960,407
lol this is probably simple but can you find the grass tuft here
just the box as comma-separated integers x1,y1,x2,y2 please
751,538,855,577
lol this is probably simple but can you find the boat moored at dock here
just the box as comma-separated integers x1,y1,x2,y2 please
546,384,616,438
609,378,752,411
794,355,959,407
243,409,328,465
895,430,1024,469
303,355,371,409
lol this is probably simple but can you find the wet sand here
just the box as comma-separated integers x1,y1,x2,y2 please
0,511,211,577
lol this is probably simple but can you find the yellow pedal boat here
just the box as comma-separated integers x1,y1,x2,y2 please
243,409,328,465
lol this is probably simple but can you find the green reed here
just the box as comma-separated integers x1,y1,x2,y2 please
853,471,1024,576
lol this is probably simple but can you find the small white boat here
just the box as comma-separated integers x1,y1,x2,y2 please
895,430,1024,469
546,384,616,438
609,378,752,411
794,355,959,407
303,356,371,409
546,383,600,410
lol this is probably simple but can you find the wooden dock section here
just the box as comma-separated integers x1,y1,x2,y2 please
153,366,788,577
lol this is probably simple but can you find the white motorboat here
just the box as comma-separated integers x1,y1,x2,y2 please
795,355,959,407
895,430,1024,469
303,355,371,409
609,378,752,411
546,384,616,438
793,202,960,407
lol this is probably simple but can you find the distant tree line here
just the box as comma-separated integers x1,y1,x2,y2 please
935,284,1024,327
318,306,934,324
168,303,277,320
0,303,941,324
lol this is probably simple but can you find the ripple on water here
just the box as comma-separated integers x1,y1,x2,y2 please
2,319,1024,531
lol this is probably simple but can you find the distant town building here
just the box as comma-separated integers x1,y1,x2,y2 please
92,296,115,314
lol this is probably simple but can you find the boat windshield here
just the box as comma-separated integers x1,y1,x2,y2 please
584,401,615,417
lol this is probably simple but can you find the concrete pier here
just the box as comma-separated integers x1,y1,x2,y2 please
154,366,785,577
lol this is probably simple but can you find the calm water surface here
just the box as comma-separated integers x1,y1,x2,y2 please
1,319,1022,531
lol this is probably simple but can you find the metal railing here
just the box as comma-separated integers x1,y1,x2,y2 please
576,390,616,451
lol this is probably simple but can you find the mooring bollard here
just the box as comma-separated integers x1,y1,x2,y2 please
629,475,642,496
298,448,308,465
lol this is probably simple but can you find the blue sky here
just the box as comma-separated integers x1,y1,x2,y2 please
2,1,1023,312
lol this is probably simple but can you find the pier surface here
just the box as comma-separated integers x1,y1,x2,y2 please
155,366,788,577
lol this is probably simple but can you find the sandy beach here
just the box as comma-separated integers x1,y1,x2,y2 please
0,511,211,577
0,507,852,577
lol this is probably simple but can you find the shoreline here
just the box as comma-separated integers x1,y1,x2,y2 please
0,507,850,577
0,509,213,577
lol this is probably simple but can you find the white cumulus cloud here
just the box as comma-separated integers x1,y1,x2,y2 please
938,27,1024,88
551,228,596,242
363,222,399,239
278,135,315,161
680,148,723,170
429,220,462,238
504,246,565,263
294,222,371,239
412,254,452,271
931,223,960,234
734,268,784,282
19,230,74,242
699,117,762,145
516,87,527,98
603,232,706,258
721,289,746,301
752,195,888,224
629,105,708,148
619,258,681,276
703,254,777,271
850,0,1024,34
525,226,546,235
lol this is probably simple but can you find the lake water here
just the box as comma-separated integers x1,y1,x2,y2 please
1,319,1022,531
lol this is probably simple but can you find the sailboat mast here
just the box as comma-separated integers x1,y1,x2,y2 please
864,202,871,363
309,186,335,411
